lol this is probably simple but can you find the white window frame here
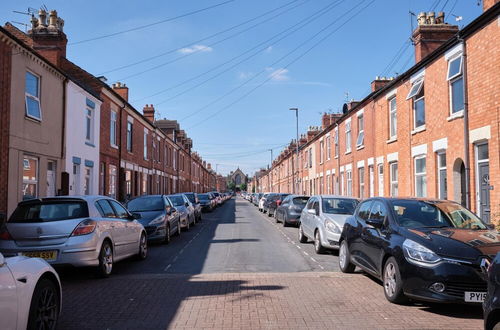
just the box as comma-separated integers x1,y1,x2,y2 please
84,166,92,195
126,121,133,152
326,136,331,160
358,167,365,199
25,71,42,121
414,156,427,197
378,163,384,197
389,97,397,139
346,170,352,196
22,155,39,199
436,152,447,200
108,165,117,198
85,106,93,143
447,55,464,116
345,120,352,153
334,127,339,158
389,162,398,197
356,114,364,148
475,142,489,215
319,140,324,164
110,111,117,147
143,129,148,160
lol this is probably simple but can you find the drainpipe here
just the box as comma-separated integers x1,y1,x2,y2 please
460,36,471,209
118,102,125,200
60,77,67,196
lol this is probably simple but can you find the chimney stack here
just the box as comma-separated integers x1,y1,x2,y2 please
143,104,155,123
371,76,393,92
112,82,129,101
412,12,458,63
28,9,67,67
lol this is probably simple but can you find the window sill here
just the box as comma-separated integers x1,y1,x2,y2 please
25,115,42,123
85,141,95,148
356,145,364,151
411,125,426,135
345,151,352,155
447,111,464,121
110,144,119,150
386,137,397,144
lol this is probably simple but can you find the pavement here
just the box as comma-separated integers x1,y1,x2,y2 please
56,197,483,329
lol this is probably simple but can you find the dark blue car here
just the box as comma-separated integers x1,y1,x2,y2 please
126,195,181,244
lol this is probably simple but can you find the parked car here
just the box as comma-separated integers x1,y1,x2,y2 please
167,194,196,230
198,193,214,212
268,193,290,217
126,195,181,244
210,192,222,206
275,195,309,227
263,193,278,213
338,197,500,304
0,252,62,329
0,196,148,277
484,252,500,330
258,193,268,212
183,192,202,222
298,195,359,254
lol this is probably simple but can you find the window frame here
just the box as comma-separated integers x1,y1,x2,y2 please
110,111,117,147
22,155,39,199
388,97,397,139
25,71,42,121
413,85,425,130
345,120,352,153
389,162,398,197
346,170,352,196
356,114,364,148
414,156,427,197
85,106,93,143
143,130,148,160
358,167,365,199
126,121,133,152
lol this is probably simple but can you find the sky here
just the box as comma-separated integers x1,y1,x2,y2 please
0,0,483,176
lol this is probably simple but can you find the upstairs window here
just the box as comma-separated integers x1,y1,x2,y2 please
447,56,464,115
126,122,133,152
25,72,41,120
407,79,425,130
143,130,148,160
110,111,117,147
308,148,312,168
319,141,324,163
389,97,397,139
334,128,339,157
356,114,364,147
345,121,352,153
326,136,331,160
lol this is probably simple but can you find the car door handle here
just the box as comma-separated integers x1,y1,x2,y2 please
17,276,27,283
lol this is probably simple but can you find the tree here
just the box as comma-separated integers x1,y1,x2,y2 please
228,181,236,190
240,183,247,191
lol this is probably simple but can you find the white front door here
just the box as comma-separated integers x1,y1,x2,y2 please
378,164,384,197
47,161,56,197
369,165,374,197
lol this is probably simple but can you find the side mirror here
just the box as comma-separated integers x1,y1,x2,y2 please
366,218,384,229
171,207,177,213
130,212,142,220
185,202,189,207
0,253,5,267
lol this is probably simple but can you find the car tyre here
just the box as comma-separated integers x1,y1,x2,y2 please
163,224,171,244
314,230,326,254
176,221,182,236
283,214,289,227
97,240,113,278
137,232,148,260
184,217,190,231
383,257,407,304
298,224,308,243
191,215,196,226
339,240,355,273
27,278,60,330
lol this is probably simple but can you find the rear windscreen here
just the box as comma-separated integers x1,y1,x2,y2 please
293,197,309,206
9,201,89,223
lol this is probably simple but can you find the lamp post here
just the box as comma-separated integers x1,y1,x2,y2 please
289,107,299,194
268,149,273,192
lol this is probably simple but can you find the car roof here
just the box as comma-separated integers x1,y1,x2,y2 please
19,195,110,205
312,195,359,200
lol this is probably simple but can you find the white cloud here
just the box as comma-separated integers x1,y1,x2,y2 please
238,71,254,79
178,44,213,54
265,46,273,53
267,67,290,81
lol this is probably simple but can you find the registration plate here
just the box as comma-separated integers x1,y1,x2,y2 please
464,291,487,303
21,250,58,261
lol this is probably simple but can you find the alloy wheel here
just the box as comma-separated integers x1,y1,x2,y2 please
384,262,397,298
339,241,347,268
101,244,113,275
34,285,58,329
138,233,147,259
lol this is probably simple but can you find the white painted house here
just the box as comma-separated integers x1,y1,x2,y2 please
64,80,101,196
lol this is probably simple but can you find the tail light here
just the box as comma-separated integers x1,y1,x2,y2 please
0,228,13,240
71,219,97,236
276,200,282,206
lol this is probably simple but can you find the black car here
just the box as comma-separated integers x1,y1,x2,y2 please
275,195,309,227
267,193,290,218
338,197,499,304
262,193,278,213
198,193,214,212
183,192,202,221
126,195,181,243
484,252,500,330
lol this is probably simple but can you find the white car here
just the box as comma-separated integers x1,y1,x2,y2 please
0,252,61,330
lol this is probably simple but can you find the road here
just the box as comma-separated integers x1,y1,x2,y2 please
57,197,483,329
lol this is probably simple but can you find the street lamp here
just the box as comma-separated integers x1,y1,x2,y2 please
268,149,273,192
289,107,299,194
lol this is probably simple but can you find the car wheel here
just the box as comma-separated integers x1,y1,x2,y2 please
163,225,171,244
339,240,355,273
298,224,308,243
383,257,407,304
176,221,182,236
97,240,113,277
184,217,190,231
27,278,60,330
314,230,326,254
283,214,289,227
137,232,148,260
192,215,196,226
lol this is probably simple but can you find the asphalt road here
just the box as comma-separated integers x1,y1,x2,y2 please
56,197,483,329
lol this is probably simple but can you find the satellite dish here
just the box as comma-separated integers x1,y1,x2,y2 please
342,103,348,114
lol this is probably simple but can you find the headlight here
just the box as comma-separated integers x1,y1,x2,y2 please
149,215,165,225
403,239,441,267
325,220,341,234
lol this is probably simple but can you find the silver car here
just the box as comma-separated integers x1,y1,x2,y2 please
298,195,359,254
0,196,147,277
167,194,196,230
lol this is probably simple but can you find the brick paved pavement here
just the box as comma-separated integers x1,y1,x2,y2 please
58,271,482,330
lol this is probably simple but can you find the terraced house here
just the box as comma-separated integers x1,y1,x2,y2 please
0,9,218,217
256,2,499,224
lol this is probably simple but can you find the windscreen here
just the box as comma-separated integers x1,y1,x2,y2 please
198,194,210,200
184,194,196,203
322,198,358,215
9,201,89,223
127,196,164,212
169,195,185,207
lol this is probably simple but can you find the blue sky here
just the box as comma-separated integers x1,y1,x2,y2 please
1,0,483,176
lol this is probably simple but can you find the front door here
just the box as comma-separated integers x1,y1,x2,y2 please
47,161,56,197
476,143,490,223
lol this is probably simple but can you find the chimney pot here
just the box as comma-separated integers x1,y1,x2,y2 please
48,10,58,28
417,12,427,25
38,9,47,27
427,12,436,24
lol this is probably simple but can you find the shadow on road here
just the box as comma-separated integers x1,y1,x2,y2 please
57,198,286,329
